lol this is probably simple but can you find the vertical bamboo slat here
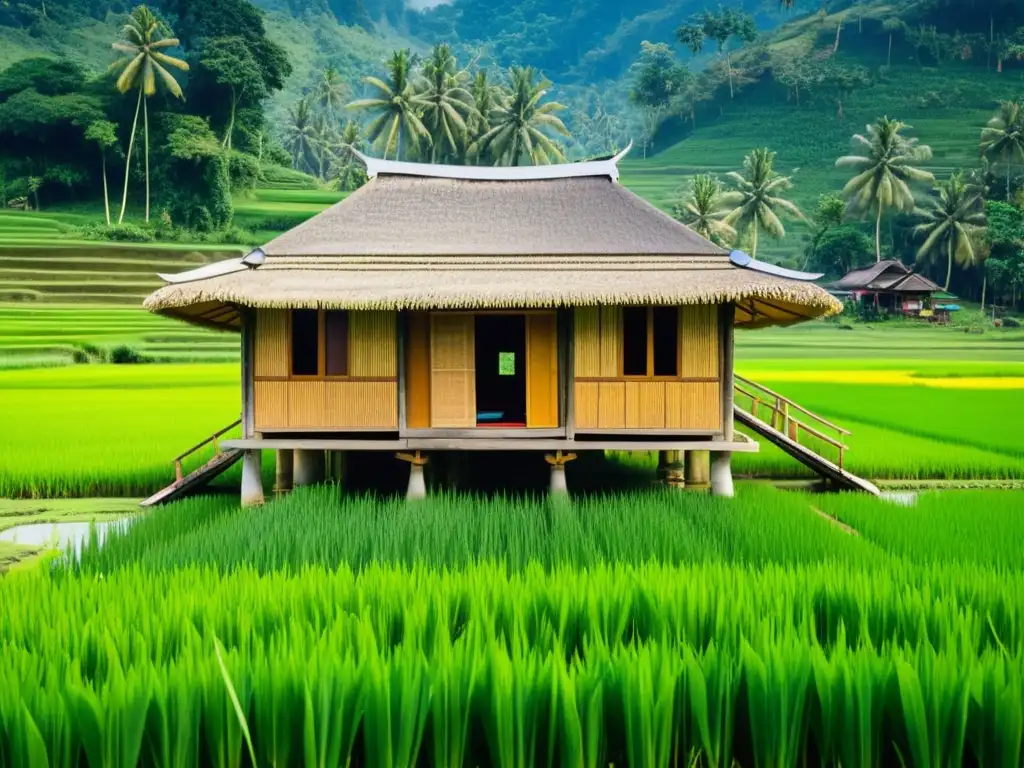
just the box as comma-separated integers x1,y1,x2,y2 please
597,381,626,428
573,307,601,377
350,311,397,377
574,382,599,429
254,381,288,430
430,314,476,427
406,312,431,429
254,310,288,377
599,306,620,377
526,313,559,428
681,305,720,379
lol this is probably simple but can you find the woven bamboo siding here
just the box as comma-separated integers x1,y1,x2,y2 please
430,314,476,427
326,382,398,428
254,310,288,377
573,307,600,377
405,312,431,429
350,311,397,377
526,313,559,428
572,304,723,432
681,305,719,378
598,307,620,377
254,381,288,430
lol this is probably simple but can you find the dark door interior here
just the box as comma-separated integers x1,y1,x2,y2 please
474,314,527,426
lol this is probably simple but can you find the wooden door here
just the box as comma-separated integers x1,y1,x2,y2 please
526,313,559,428
430,314,476,427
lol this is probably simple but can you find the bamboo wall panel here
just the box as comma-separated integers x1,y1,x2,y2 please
573,307,600,378
326,381,398,428
597,381,626,429
625,381,666,429
254,381,288,430
599,306,620,377
288,381,328,428
665,382,721,431
254,310,288,378
574,382,599,429
405,312,431,429
350,311,397,377
681,305,719,378
526,313,559,428
430,314,476,427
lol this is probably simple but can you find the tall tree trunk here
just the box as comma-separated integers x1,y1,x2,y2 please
875,205,883,261
751,224,759,258
988,12,994,70
981,273,987,311
224,89,236,151
101,150,110,227
1007,156,1012,199
888,33,893,66
944,237,953,291
726,51,734,98
118,88,144,225
833,18,843,53
143,95,150,223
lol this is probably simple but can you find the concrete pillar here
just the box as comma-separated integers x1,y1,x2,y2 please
240,449,264,507
711,452,734,498
294,449,325,487
274,449,293,496
407,462,427,500
549,463,569,496
328,451,347,485
685,450,711,490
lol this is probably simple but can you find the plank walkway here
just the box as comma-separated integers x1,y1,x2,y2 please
735,407,880,495
140,449,242,508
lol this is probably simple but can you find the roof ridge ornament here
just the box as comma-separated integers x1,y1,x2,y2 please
728,250,823,282
354,142,633,183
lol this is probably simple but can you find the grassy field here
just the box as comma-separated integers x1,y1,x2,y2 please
1,484,1022,766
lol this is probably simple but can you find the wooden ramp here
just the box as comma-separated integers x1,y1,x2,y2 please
141,420,242,508
733,377,880,495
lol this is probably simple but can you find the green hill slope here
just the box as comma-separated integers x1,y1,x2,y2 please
620,60,1018,263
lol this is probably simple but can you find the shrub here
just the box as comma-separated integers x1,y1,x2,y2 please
108,345,150,364
70,349,89,364
73,223,155,242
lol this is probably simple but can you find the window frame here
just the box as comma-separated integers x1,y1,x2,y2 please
288,309,352,380
620,306,681,380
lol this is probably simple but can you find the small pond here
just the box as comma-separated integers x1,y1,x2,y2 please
0,519,130,558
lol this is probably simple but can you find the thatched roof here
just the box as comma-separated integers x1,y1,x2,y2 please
144,153,841,330
832,259,942,293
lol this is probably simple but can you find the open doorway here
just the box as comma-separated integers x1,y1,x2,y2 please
474,314,526,427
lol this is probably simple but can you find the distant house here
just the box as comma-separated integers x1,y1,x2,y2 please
829,260,944,317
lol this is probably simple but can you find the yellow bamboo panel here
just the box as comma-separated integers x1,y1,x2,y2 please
573,307,600,378
526,313,559,428
254,381,288,430
574,382,599,429
349,311,397,377
599,306,621,377
665,382,684,429
625,381,666,429
675,382,722,431
406,312,431,429
597,381,625,429
430,314,475,427
325,381,398,428
681,305,720,379
254,310,288,378
288,381,328,428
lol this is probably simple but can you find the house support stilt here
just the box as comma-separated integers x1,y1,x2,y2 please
241,449,264,507
711,452,734,498
662,450,685,488
685,450,710,490
294,449,325,487
545,451,576,496
328,451,347,485
274,449,293,496
398,451,428,500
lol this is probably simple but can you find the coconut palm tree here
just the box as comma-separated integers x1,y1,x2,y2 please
329,120,367,190
347,49,430,160
673,173,736,245
85,120,119,226
980,100,1024,199
110,4,189,224
316,66,349,119
721,148,804,257
283,96,319,174
474,67,569,166
914,172,988,291
836,116,934,262
416,44,477,163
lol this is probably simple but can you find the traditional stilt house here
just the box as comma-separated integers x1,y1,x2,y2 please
144,150,841,504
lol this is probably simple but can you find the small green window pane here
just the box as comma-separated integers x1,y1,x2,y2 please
498,352,515,376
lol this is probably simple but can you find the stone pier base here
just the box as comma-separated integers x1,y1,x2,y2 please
407,463,427,500
240,449,264,507
710,452,734,498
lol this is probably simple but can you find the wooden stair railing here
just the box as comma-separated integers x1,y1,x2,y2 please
734,375,851,469
173,419,242,482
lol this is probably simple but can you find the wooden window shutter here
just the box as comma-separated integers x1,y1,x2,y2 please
429,314,476,427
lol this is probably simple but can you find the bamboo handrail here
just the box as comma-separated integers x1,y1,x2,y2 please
734,374,851,436
173,418,242,482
